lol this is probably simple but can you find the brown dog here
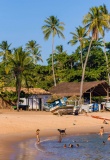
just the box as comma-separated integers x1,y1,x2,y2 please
58,128,66,135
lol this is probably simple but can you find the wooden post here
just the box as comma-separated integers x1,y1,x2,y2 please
107,88,109,102
90,92,91,104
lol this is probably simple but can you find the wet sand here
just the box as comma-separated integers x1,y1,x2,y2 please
0,109,110,159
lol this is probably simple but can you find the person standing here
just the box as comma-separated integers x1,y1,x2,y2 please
58,134,62,143
99,126,104,136
107,135,110,141
36,129,40,144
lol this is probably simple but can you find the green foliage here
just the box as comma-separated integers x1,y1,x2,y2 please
42,16,65,39
0,5,110,105
92,96,104,103
66,69,82,82
42,15,65,86
25,40,43,64
0,91,17,105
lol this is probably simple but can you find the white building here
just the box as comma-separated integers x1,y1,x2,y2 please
20,94,51,110
2,87,51,111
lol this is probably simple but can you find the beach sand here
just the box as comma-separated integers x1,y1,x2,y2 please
0,109,110,159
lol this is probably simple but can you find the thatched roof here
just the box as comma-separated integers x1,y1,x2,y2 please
2,87,51,95
49,81,109,97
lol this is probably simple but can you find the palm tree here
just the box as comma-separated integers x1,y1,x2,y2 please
99,4,110,85
25,40,43,64
56,45,64,54
79,6,109,104
5,47,33,111
25,40,40,50
42,16,65,86
54,45,67,70
68,26,87,69
0,41,11,61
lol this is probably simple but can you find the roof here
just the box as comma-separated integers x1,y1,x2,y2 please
2,87,51,95
49,81,109,97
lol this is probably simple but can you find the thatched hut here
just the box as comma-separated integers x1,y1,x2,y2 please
2,87,51,95
0,87,51,110
49,81,109,103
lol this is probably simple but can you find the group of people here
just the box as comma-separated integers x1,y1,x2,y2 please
36,126,110,145
63,143,79,148
99,125,110,141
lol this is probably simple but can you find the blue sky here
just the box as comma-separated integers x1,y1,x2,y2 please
0,0,110,65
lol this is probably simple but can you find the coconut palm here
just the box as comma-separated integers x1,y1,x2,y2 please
79,6,109,104
56,45,64,54
32,48,43,64
99,4,110,85
5,47,33,111
25,40,40,50
25,40,43,64
42,15,65,86
0,41,11,61
68,26,87,69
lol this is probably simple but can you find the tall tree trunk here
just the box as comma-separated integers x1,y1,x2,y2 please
103,38,110,86
16,76,21,111
79,38,93,105
52,35,56,86
80,44,83,69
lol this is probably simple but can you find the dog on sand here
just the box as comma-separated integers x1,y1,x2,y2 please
58,128,66,135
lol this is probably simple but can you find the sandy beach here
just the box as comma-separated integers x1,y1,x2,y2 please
0,109,110,159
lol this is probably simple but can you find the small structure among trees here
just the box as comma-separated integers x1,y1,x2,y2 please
49,81,109,104
0,87,51,110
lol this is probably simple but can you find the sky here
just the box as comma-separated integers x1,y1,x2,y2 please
0,0,110,65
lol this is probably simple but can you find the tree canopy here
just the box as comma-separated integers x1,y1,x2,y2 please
0,4,110,107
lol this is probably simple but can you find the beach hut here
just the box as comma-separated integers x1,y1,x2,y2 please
49,81,109,104
1,87,51,110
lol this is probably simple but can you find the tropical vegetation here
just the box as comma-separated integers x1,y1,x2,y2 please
0,4,110,108
42,15,65,86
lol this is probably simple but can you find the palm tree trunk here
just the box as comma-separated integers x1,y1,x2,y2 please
52,35,56,86
17,87,20,112
79,38,93,105
16,76,21,111
103,38,110,86
80,44,83,69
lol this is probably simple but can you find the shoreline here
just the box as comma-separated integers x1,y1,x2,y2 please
0,109,110,159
